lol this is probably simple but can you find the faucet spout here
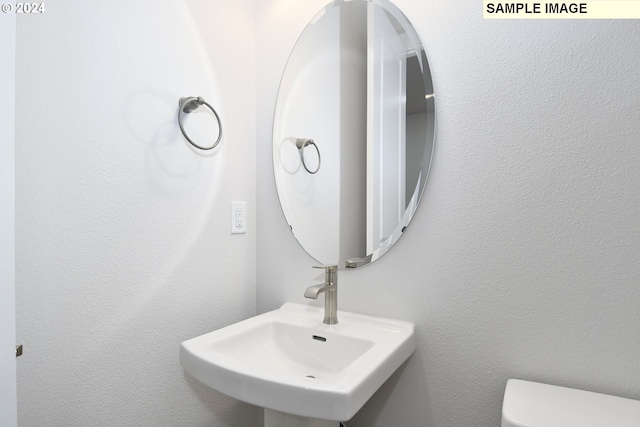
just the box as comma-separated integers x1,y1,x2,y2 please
304,283,334,299
304,265,338,325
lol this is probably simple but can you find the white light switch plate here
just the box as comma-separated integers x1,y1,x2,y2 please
231,201,247,234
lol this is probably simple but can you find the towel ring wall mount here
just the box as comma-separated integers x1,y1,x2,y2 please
178,96,223,151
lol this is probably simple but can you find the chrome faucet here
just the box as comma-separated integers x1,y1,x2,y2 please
304,265,338,325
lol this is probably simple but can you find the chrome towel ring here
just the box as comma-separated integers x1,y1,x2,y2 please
178,96,222,150
296,138,321,174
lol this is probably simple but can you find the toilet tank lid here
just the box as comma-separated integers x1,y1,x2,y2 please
502,379,640,427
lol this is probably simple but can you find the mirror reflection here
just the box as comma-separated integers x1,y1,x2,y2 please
273,0,435,269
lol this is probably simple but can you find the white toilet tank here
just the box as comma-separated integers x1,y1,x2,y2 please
502,379,640,427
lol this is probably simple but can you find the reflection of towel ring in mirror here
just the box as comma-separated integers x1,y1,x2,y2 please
296,138,321,174
178,96,222,151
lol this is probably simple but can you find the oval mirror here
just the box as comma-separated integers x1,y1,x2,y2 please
273,0,435,269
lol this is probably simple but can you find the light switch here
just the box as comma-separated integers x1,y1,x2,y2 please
231,201,247,234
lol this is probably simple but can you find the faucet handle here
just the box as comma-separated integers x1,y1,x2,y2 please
313,265,338,272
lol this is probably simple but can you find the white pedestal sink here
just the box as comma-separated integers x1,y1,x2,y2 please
180,303,416,425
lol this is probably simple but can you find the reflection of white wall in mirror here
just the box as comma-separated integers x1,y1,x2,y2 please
406,112,427,204
274,7,342,264
367,3,407,254
338,3,368,264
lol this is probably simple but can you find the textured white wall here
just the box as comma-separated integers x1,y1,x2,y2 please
256,1,640,426
1,11,17,427
15,1,259,426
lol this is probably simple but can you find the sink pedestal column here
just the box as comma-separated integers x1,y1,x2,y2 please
264,409,339,427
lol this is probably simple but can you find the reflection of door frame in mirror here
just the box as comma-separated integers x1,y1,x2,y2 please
272,0,435,270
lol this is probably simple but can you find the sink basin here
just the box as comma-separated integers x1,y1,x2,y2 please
180,303,416,421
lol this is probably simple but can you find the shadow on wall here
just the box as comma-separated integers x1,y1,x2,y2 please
183,372,263,426
348,348,432,426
